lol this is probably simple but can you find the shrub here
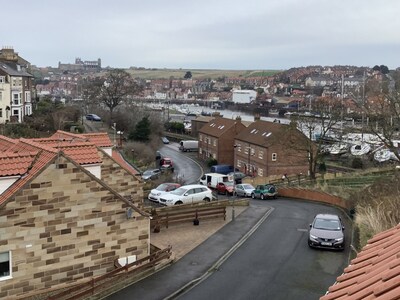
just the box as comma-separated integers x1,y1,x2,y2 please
352,157,363,169
207,158,218,168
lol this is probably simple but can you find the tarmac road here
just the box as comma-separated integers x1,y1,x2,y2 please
105,198,352,300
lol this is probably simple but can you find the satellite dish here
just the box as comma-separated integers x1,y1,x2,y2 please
126,208,133,219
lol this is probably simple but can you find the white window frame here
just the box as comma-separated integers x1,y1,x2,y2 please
250,148,255,156
199,135,202,141
258,168,263,176
0,76,5,83
258,150,264,159
0,251,12,281
199,148,202,154
272,153,277,161
213,139,216,146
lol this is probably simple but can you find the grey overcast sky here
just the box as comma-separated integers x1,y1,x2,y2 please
2,0,400,70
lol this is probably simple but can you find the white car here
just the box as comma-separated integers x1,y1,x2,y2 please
159,184,213,206
148,183,181,203
234,183,255,197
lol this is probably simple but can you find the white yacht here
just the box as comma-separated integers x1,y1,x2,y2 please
350,143,371,156
329,142,349,155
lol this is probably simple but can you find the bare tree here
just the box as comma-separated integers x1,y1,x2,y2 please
285,97,344,179
98,69,141,125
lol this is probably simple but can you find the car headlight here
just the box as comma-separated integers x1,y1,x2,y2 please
156,192,161,196
309,234,318,241
335,237,344,242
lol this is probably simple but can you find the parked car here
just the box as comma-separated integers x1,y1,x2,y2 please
148,183,181,202
162,137,170,144
199,173,233,189
216,181,235,195
308,214,345,250
86,114,102,121
234,183,255,197
156,151,162,160
160,157,174,173
251,184,278,200
159,184,213,206
141,169,161,181
210,164,237,175
227,171,247,184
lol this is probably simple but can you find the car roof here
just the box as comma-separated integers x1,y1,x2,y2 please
180,184,208,189
315,214,340,220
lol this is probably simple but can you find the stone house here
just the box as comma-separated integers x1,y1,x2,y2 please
198,116,246,165
0,133,150,299
234,120,309,177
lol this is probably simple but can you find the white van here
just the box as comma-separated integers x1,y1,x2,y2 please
199,173,234,189
179,140,199,152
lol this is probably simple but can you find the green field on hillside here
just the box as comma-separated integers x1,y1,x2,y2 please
125,68,282,79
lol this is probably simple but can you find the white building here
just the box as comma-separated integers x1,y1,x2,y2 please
232,90,257,104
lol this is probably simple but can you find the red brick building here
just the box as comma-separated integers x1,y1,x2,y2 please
198,116,246,165
234,120,309,177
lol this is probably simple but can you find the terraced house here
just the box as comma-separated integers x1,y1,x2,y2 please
0,47,34,123
0,131,150,299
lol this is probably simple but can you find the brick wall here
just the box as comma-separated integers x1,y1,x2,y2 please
278,187,351,210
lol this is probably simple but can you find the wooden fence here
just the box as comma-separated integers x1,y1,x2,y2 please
150,201,228,232
47,246,172,300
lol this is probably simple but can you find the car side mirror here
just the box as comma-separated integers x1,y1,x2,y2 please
184,193,188,196
342,226,345,231
309,224,312,228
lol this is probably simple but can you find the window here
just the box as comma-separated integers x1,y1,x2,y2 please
0,109,2,118
244,147,249,154
258,150,264,159
199,148,202,154
0,76,4,83
237,160,242,167
199,135,202,141
272,153,277,161
237,144,241,152
0,251,11,280
213,139,216,146
258,169,263,176
208,138,211,145
250,148,255,156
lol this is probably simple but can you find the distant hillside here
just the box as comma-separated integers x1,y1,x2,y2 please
125,68,282,80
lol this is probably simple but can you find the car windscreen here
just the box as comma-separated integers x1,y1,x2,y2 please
143,170,155,176
242,184,254,189
314,218,341,231
170,187,188,196
156,184,169,191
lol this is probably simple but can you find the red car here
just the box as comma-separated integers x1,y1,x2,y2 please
160,157,174,172
216,182,235,195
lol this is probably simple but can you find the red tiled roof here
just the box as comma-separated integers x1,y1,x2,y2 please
0,135,17,152
0,152,38,176
0,150,57,206
30,138,102,165
112,150,139,175
321,223,400,300
51,130,113,147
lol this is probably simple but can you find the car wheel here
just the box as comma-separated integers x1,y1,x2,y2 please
260,194,265,200
204,197,210,202
273,195,277,199
251,193,255,199
175,201,183,205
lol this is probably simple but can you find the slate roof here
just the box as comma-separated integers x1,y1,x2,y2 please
198,117,241,137
321,223,400,300
0,61,32,77
235,120,290,147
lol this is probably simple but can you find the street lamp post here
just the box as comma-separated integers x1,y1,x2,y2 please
232,144,238,221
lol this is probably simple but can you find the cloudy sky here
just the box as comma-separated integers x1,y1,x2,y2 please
2,0,399,70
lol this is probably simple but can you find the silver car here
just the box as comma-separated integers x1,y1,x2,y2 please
234,183,255,197
308,214,345,250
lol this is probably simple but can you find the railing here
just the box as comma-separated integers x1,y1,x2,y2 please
47,246,172,300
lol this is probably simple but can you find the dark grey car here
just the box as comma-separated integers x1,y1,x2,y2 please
308,214,345,250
